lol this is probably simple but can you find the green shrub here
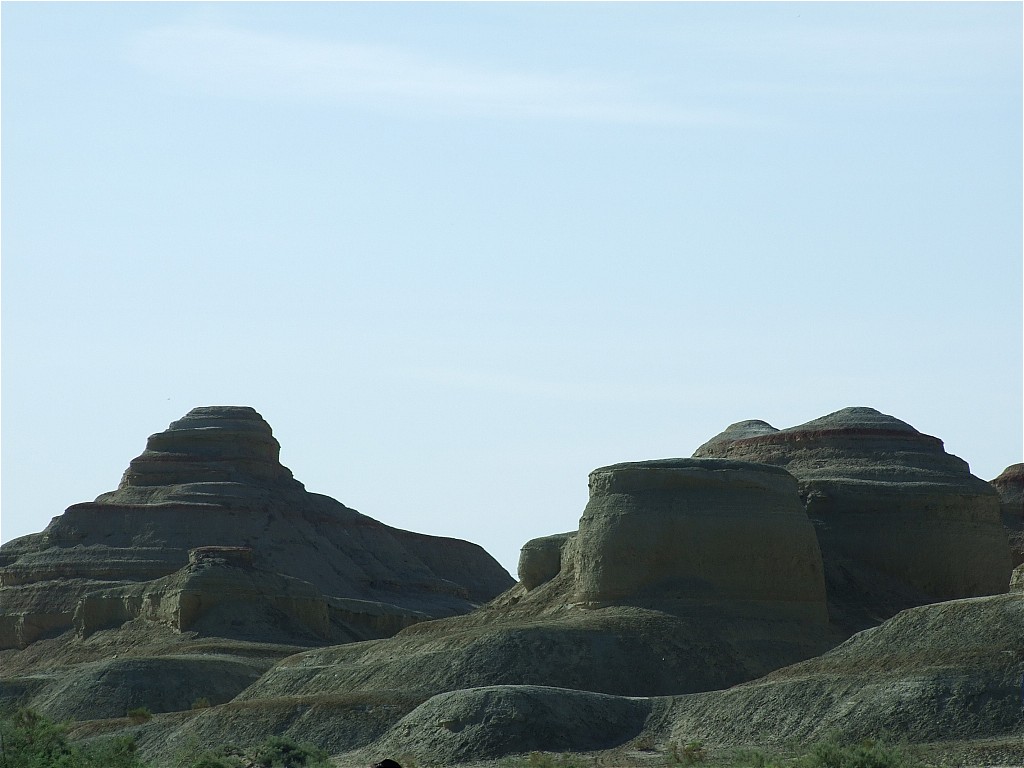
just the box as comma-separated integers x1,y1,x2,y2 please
73,735,147,768
187,744,247,768
525,753,585,768
186,737,330,768
190,757,241,768
191,697,212,710
801,738,920,768
252,735,329,767
732,748,786,768
0,707,148,768
669,740,708,764
126,706,153,723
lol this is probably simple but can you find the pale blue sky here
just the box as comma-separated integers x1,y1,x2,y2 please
3,2,1021,577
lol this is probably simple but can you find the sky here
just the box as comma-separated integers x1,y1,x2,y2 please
2,1,1022,579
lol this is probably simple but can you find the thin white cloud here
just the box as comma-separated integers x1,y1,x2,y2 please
126,23,738,125
672,18,1017,95
405,365,691,406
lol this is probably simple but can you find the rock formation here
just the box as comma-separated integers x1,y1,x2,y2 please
571,459,827,623
992,463,1024,567
72,546,428,645
662,590,1024,752
0,406,513,650
375,589,1024,766
162,456,840,761
517,532,572,591
693,407,1011,629
4,403,1018,768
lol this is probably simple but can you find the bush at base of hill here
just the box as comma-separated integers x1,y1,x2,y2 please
185,735,330,768
0,707,147,768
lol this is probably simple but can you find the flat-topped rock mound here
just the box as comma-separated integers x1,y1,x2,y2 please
0,406,513,651
571,459,827,622
693,407,1010,630
992,463,1024,567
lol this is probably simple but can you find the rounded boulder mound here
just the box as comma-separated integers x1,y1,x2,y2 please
361,685,653,764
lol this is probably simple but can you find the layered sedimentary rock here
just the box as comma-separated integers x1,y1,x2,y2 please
72,546,428,645
992,464,1024,567
693,407,1011,629
334,585,1024,766
517,532,573,591
0,406,513,649
663,590,1024,750
195,455,838,756
571,459,827,623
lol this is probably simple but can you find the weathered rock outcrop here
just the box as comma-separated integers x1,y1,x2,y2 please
72,547,428,645
694,407,1011,629
571,459,827,623
348,590,1024,767
159,456,840,761
0,406,513,650
992,463,1024,567
517,532,573,591
662,590,1024,750
1011,563,1024,592
156,588,1020,768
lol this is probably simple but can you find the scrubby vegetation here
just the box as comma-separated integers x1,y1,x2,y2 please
0,709,330,768
0,707,146,768
0,708,931,768
127,707,154,723
177,734,329,768
500,739,925,768
660,738,924,768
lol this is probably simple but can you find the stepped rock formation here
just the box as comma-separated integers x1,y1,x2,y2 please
992,463,1024,567
143,458,842,762
5,404,1018,767
0,406,513,650
693,407,1011,629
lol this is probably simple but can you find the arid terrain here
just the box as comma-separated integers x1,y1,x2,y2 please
1,406,1021,767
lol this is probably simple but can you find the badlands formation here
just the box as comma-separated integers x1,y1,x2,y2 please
0,405,1019,766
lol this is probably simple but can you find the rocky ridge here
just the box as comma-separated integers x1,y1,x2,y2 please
132,457,846,763
1,404,1019,768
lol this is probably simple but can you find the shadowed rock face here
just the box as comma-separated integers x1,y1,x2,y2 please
992,464,1024,568
0,406,513,649
694,407,1011,629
